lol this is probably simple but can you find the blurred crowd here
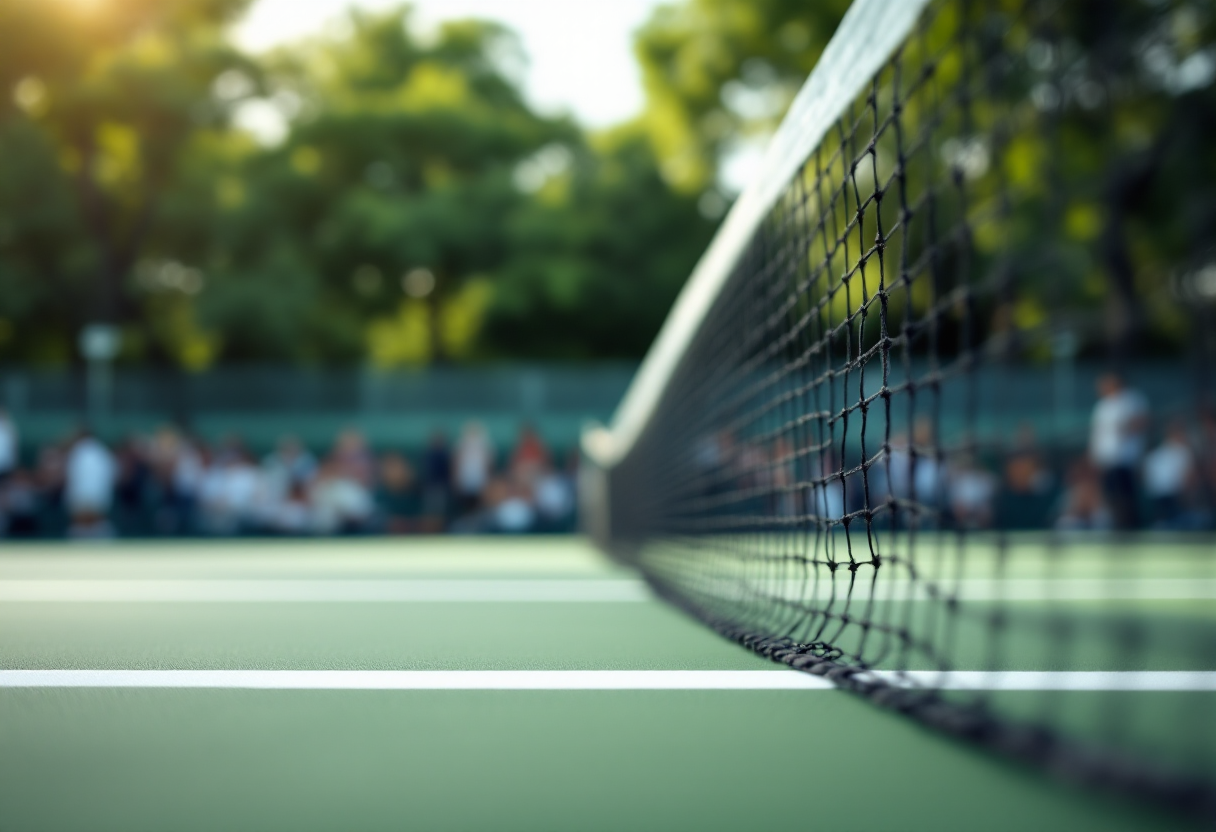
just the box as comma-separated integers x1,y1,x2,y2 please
2,373,1213,540
0,416,577,539
1053,373,1215,532
697,372,1216,534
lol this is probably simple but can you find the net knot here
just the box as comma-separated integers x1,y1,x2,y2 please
791,642,843,662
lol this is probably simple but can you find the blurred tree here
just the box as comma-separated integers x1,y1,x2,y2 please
193,8,574,364
483,124,715,359
1046,0,1216,360
634,0,850,195
633,0,1216,361
0,0,255,365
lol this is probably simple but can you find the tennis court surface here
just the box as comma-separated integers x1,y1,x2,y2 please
0,536,1210,831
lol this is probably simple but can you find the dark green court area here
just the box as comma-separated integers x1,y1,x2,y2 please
0,538,1208,831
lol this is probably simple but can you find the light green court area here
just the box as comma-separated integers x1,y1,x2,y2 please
0,537,1208,831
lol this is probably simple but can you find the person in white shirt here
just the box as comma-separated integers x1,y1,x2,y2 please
453,422,494,515
0,408,17,482
487,476,536,533
808,451,846,525
879,421,944,520
949,454,998,529
534,455,577,532
198,447,261,535
1089,373,1149,529
1143,421,1195,529
309,460,374,535
65,429,116,538
262,435,316,500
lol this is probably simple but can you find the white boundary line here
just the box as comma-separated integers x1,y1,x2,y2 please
2,670,1214,691
0,579,651,603
3,578,1213,602
737,578,1216,602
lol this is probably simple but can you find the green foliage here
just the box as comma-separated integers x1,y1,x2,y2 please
0,0,716,367
206,8,575,364
484,126,715,359
0,0,255,364
3,0,1211,368
633,0,1216,360
634,0,851,193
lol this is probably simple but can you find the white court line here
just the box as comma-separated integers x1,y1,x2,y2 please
1,670,1215,691
0,579,651,603
694,578,1216,603
947,579,1216,602
868,671,1216,691
3,578,1215,603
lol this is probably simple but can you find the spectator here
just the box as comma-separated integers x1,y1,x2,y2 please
510,424,551,485
331,429,374,487
1,468,39,537
771,437,796,517
711,430,738,497
0,407,16,483
170,434,205,533
142,427,201,534
114,435,152,532
65,429,116,538
911,420,946,507
1004,424,1052,495
454,421,494,515
1143,421,1196,529
420,430,452,533
1001,424,1054,529
263,480,313,535
808,451,846,525
310,459,374,535
1056,459,1112,532
534,450,577,532
949,454,998,529
197,441,260,535
376,452,421,534
263,435,317,495
878,421,944,518
1089,372,1149,530
487,475,536,533
36,443,66,528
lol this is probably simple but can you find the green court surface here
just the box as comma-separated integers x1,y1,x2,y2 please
0,538,1206,831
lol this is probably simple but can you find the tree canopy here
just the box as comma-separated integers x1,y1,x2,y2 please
0,0,724,368
3,0,1208,368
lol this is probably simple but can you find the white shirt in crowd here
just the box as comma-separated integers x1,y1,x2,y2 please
494,496,535,532
261,448,317,500
534,472,574,521
455,429,493,496
65,437,116,513
310,476,373,533
198,459,261,532
1143,439,1193,498
172,445,205,499
808,480,846,522
0,414,16,475
884,446,944,504
1090,388,1149,468
950,466,998,513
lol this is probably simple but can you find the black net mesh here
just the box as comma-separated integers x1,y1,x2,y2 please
594,0,1216,819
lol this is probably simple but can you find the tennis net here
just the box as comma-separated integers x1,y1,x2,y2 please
582,0,1216,819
